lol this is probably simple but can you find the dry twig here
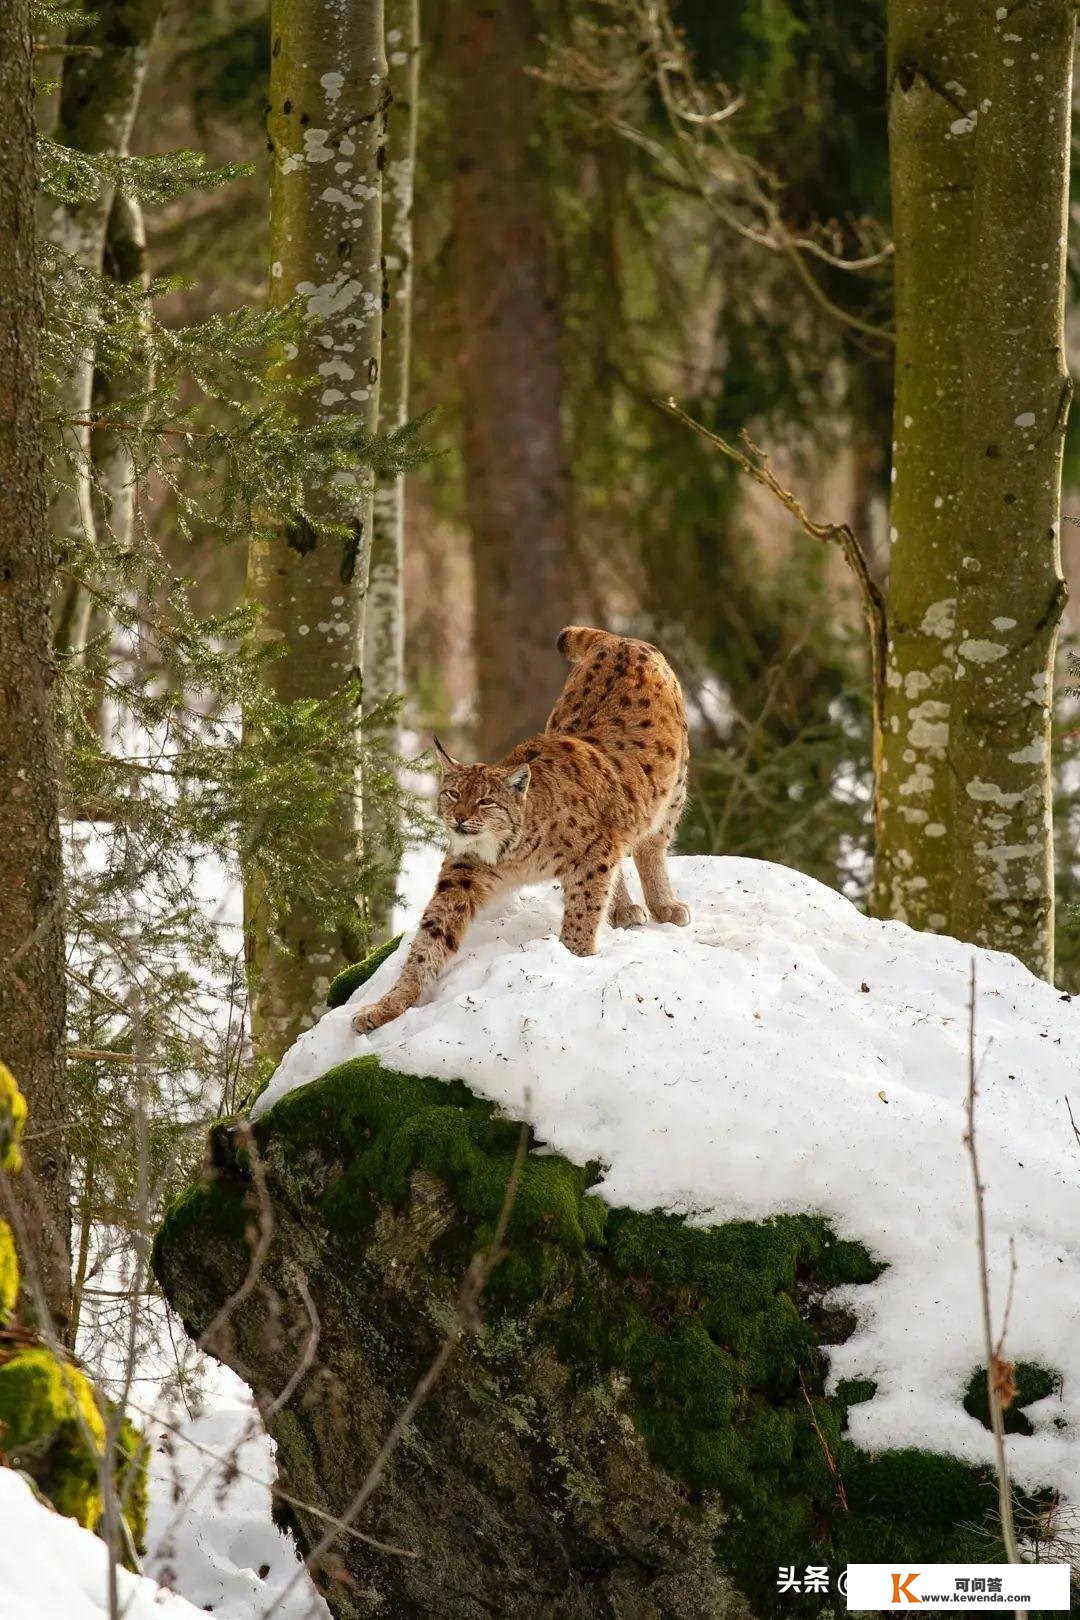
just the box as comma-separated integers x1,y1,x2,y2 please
964,959,1026,1612
656,398,888,809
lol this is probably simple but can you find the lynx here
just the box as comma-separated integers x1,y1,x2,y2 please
351,626,690,1034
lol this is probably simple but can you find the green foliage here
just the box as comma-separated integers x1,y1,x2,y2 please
38,143,250,210
157,1058,1029,1614
37,50,431,1369
326,935,405,1008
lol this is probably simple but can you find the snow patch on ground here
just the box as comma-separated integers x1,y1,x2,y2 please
255,854,1080,1503
145,1366,330,1620
0,1466,205,1620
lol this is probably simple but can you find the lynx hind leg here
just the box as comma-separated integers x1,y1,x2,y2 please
634,833,690,926
561,862,618,957
634,776,690,926
609,866,647,929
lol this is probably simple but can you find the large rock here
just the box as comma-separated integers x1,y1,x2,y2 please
152,1053,1016,1620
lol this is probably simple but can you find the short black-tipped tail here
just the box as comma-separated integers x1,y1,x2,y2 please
556,625,615,663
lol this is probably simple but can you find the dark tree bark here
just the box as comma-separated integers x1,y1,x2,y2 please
0,0,71,1334
449,0,577,761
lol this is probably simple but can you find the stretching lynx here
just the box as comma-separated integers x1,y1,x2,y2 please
351,627,690,1034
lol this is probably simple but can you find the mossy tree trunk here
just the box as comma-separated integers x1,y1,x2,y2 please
46,0,164,658
449,0,577,761
246,0,388,1061
0,0,71,1336
362,0,419,939
875,0,1075,979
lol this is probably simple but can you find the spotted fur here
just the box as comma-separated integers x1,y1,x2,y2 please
352,627,690,1033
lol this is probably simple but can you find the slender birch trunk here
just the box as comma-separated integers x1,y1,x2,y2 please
0,0,71,1335
875,0,1075,980
448,0,577,761
95,192,151,550
363,0,419,938
246,0,388,1061
46,0,163,656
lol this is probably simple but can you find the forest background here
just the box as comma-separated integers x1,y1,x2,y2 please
1,0,1080,1607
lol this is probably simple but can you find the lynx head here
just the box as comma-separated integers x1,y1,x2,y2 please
433,737,531,864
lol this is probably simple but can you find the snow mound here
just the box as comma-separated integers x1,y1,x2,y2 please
0,1466,205,1620
254,855,1080,1503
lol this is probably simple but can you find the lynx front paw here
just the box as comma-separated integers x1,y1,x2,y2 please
653,901,691,926
351,996,398,1034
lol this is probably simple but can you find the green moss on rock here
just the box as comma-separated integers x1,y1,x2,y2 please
0,1067,148,1548
0,1346,106,1528
325,935,404,1009
0,1221,17,1326
963,1362,1060,1438
154,1056,1042,1618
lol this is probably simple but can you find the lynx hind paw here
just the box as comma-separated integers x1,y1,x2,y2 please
611,900,647,929
654,902,691,927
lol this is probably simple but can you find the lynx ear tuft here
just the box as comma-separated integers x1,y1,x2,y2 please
505,763,531,794
433,735,462,771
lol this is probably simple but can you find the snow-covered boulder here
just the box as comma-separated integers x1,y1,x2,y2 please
156,856,1080,1618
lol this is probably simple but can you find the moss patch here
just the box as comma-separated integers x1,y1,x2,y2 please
0,1060,26,1175
326,935,404,1009
156,1056,1045,1617
0,1066,147,1547
0,1222,17,1327
964,1362,1060,1437
0,1346,106,1528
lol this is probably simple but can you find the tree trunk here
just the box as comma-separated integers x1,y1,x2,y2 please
246,0,387,1062
0,0,71,1335
45,0,163,657
875,0,1074,980
449,0,577,761
363,0,419,938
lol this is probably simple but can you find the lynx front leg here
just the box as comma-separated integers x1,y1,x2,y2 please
352,858,508,1032
560,860,618,957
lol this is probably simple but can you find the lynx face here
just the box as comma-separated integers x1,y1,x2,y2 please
436,748,531,865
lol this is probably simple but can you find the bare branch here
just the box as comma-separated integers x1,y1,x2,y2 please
656,396,888,824
964,958,1026,1604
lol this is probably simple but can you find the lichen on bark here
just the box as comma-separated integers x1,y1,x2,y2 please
875,0,1075,979
362,0,419,938
246,0,389,1060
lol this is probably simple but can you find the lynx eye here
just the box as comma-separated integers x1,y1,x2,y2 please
442,789,459,803
477,797,496,808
